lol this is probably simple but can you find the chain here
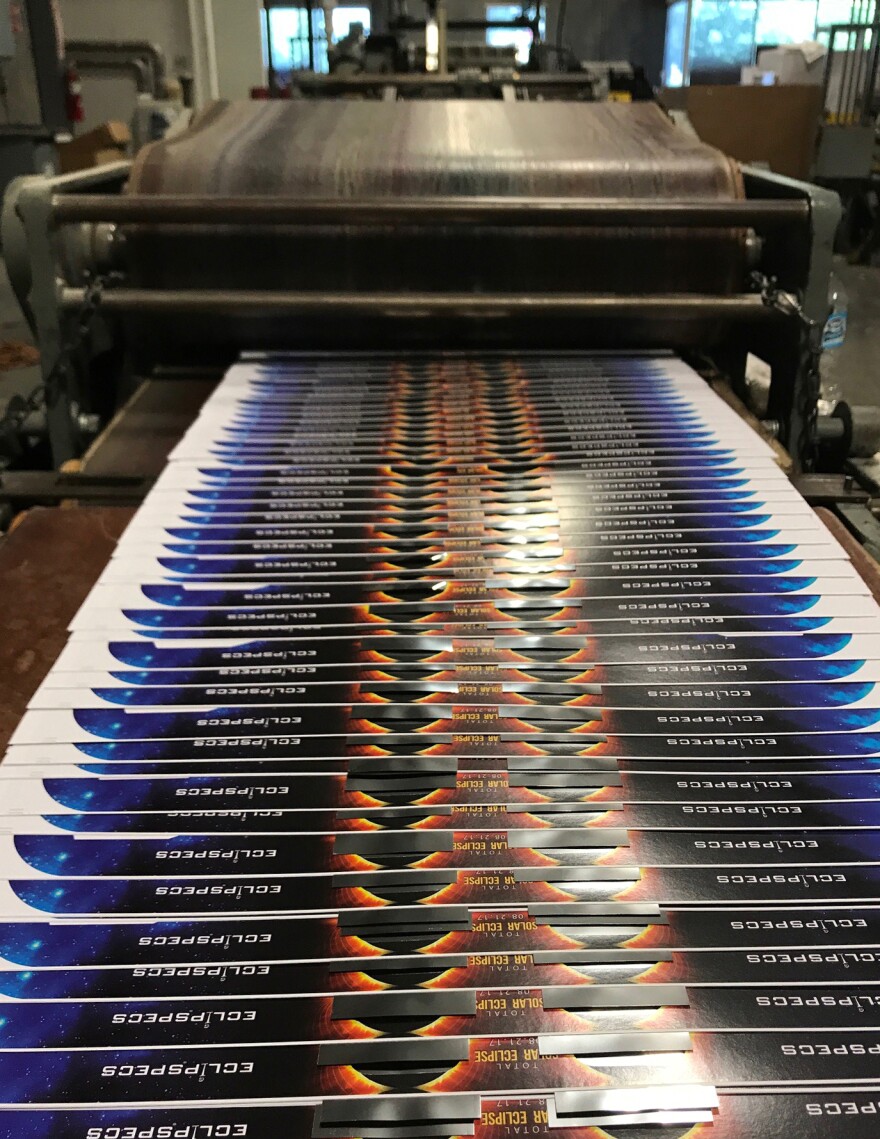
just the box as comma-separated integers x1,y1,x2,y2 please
0,272,122,458
751,270,824,472
796,322,824,475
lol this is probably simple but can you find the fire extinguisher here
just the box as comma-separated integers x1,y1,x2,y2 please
64,63,84,126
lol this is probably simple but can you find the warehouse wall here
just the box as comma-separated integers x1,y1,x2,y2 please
211,0,264,101
58,0,193,131
57,0,264,132
58,0,193,60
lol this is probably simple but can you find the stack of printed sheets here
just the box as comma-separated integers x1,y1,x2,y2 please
1,352,880,1137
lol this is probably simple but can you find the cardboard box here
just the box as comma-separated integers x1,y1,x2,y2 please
757,42,826,85
58,121,130,173
661,84,823,180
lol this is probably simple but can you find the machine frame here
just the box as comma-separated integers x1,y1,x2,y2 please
0,160,840,474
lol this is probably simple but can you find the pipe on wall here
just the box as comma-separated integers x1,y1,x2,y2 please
65,39,168,95
185,0,220,105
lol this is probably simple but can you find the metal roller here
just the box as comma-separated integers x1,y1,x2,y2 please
125,100,748,304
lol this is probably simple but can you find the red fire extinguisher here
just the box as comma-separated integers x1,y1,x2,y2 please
64,63,84,125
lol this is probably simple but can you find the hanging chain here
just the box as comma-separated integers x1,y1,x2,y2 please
0,271,123,454
751,270,824,473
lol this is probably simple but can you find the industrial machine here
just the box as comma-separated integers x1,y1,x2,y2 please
0,97,846,481
7,83,880,1139
0,0,70,203
263,1,650,98
281,64,649,101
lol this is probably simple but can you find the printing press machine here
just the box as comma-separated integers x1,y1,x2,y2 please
0,97,850,472
5,97,880,1137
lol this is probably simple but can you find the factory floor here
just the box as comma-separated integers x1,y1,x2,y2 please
0,255,878,425
831,259,880,407
0,260,40,405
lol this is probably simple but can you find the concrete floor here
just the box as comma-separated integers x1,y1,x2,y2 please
0,260,39,404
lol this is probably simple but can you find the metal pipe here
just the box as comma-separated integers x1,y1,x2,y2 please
425,9,440,72
187,0,220,104
865,23,880,125
814,415,846,441
264,8,278,95
284,72,620,86
67,57,154,95
59,287,781,320
390,17,540,30
202,0,221,100
51,195,810,228
821,25,835,119
66,39,168,96
843,23,860,121
306,0,316,72
682,0,694,86
437,0,448,76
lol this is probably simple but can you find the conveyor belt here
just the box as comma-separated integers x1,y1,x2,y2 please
3,352,880,1137
120,102,752,358
128,102,745,298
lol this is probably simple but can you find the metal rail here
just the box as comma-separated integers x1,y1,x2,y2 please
51,195,809,229
287,72,595,86
59,288,780,320
821,21,880,126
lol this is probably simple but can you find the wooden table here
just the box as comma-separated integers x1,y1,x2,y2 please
0,505,134,747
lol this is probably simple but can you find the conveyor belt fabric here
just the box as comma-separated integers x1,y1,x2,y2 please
126,101,745,300
2,351,880,1137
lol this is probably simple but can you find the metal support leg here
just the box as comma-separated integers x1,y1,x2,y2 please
12,183,77,465
743,167,843,473
1,163,130,467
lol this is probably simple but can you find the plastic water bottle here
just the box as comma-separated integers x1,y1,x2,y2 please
819,272,848,410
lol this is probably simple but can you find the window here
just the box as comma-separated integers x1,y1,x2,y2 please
332,6,371,40
263,7,328,75
689,0,759,83
756,0,819,45
816,0,875,50
662,0,869,84
817,0,873,28
262,5,371,78
664,0,760,84
486,4,546,65
664,0,688,83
